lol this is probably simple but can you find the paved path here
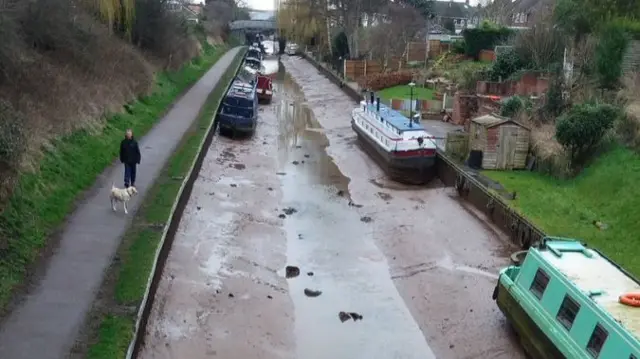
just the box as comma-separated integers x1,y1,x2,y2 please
0,46,242,359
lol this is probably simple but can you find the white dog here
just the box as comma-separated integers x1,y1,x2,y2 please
110,184,138,214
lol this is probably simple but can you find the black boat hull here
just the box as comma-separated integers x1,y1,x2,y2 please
351,120,435,185
494,280,566,359
218,114,256,138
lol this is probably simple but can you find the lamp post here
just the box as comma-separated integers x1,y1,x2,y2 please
408,82,415,127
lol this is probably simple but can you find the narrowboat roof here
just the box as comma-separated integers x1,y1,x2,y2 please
537,239,640,340
227,80,256,99
362,101,426,132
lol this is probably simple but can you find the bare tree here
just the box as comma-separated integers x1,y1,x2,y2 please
368,2,425,66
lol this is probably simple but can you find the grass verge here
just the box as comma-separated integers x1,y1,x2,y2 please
483,146,640,276
85,48,245,359
379,85,435,101
0,43,230,312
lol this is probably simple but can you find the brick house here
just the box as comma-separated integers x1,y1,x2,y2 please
432,0,475,33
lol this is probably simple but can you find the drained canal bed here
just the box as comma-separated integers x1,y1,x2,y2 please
138,57,525,359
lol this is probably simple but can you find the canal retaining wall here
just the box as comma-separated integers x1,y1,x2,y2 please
298,51,546,250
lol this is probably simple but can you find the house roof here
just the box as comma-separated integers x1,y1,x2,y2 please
514,0,543,12
472,114,529,129
432,1,472,19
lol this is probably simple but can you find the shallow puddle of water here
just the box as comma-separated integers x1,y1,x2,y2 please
274,72,350,192
274,71,436,359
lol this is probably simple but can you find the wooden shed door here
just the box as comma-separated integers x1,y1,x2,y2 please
498,126,518,169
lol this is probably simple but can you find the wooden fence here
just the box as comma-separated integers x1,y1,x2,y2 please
343,57,406,81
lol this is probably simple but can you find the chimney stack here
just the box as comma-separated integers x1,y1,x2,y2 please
370,91,375,104
376,97,380,112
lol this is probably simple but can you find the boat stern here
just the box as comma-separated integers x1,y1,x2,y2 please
218,113,257,134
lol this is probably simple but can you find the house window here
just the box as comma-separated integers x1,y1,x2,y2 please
586,323,608,358
529,268,550,300
556,295,580,331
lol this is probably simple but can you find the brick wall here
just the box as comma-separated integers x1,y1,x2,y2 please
479,50,496,62
476,72,550,97
453,92,477,128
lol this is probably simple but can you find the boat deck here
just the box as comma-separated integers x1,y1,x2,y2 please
363,102,424,132
540,248,640,340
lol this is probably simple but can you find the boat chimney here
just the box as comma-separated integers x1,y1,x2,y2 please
370,91,374,104
376,97,380,112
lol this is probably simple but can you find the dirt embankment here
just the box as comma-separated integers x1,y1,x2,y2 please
0,0,217,202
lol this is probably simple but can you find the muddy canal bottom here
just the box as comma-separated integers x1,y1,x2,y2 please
139,60,523,359
275,77,435,358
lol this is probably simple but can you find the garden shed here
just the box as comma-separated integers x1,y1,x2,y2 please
468,114,530,170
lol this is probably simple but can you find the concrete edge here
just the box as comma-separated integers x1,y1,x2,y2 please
297,51,549,251
125,46,247,359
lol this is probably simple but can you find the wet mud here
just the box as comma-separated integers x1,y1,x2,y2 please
139,58,295,359
140,55,525,359
281,55,525,359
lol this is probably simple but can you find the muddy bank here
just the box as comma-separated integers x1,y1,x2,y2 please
281,55,524,359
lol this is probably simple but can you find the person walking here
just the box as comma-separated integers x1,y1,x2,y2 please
119,128,141,188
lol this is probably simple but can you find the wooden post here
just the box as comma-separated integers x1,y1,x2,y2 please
364,60,367,79
343,60,346,80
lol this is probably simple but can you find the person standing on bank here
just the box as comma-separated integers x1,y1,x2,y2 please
119,129,141,188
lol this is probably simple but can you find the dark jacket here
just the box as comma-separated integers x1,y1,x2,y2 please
120,137,141,165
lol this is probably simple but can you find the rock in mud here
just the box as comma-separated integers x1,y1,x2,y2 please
336,190,345,197
283,207,297,215
230,183,237,187
276,172,286,176
292,161,300,165
338,312,351,322
278,214,286,219
304,288,322,297
377,192,392,201
285,266,300,278
360,216,373,223
304,154,310,158
349,312,363,321
196,206,202,210
228,293,234,298
307,271,314,276
348,201,363,208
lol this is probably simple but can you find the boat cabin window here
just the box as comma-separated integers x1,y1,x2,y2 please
529,268,550,299
586,323,608,358
556,294,580,331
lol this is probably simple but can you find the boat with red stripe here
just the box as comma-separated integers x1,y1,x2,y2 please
351,92,438,184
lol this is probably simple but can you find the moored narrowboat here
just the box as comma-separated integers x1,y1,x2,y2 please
494,236,640,358
351,92,437,184
256,74,273,104
217,78,258,137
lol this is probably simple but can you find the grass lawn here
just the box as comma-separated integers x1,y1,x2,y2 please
85,48,245,359
483,146,640,276
378,85,435,101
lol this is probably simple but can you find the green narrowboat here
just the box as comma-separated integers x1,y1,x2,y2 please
493,236,640,358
